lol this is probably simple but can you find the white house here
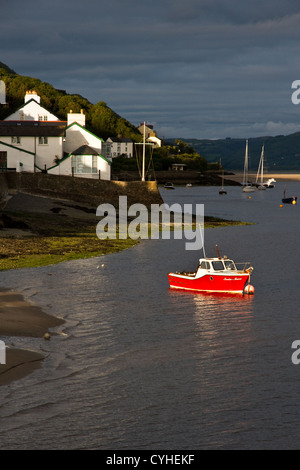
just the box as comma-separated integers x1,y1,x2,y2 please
48,112,111,180
106,137,134,158
0,91,111,180
137,123,162,148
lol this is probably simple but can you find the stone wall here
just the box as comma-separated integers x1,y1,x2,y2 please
0,174,8,209
5,172,163,208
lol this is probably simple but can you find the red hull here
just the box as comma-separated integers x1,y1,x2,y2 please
168,272,250,293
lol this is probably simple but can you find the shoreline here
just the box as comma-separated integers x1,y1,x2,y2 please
225,172,300,183
0,289,64,387
0,348,45,386
0,191,246,272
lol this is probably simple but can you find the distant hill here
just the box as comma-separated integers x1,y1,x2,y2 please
0,62,142,141
0,62,16,74
169,133,300,172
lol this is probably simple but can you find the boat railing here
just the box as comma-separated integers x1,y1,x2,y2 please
235,262,253,272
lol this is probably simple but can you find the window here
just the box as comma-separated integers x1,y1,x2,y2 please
224,260,236,270
200,261,210,270
212,261,225,271
72,155,98,174
38,137,48,145
11,136,21,145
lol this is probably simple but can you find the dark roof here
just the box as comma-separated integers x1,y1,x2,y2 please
0,121,67,137
71,145,99,155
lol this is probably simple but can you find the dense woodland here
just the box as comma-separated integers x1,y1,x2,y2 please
0,62,142,142
0,62,211,172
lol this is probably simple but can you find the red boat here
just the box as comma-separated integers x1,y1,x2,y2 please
168,253,254,294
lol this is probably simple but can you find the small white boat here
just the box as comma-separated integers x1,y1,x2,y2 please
263,178,276,188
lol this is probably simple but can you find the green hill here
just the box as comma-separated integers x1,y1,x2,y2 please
0,63,142,141
175,133,300,171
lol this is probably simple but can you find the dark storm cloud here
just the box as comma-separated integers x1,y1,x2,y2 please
1,0,300,138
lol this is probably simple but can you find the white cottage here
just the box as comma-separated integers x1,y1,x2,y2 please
0,91,111,180
48,111,111,180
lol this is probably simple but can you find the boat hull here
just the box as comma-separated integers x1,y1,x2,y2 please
282,197,297,204
168,272,250,294
242,186,256,192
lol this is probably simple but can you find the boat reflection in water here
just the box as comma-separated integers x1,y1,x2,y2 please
168,288,255,347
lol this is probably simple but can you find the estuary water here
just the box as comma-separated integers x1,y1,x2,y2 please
1,181,300,449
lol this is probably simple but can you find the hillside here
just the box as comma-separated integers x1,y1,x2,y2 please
175,133,300,171
0,62,142,142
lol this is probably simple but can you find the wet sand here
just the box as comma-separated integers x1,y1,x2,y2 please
0,289,64,386
227,172,300,183
0,348,45,386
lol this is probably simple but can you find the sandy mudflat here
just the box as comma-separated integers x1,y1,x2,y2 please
0,290,64,337
0,348,44,386
0,289,64,386
227,172,300,183
263,173,300,181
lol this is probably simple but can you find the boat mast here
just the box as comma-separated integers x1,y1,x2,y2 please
243,140,248,186
255,145,264,185
260,145,264,185
142,121,146,182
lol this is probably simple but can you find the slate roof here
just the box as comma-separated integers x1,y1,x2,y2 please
0,121,67,137
71,145,99,155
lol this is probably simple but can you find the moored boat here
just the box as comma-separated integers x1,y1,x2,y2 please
164,182,175,190
168,251,254,294
282,185,297,204
219,171,227,195
282,196,297,204
242,140,256,193
255,145,267,190
263,178,276,188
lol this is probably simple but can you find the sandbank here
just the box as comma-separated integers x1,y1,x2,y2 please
0,348,44,386
0,289,64,386
227,172,300,183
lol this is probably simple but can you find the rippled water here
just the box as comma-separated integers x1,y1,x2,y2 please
1,182,300,449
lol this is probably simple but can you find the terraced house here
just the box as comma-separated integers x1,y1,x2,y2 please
0,90,111,180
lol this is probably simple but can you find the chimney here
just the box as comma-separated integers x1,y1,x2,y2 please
67,109,86,127
25,90,41,104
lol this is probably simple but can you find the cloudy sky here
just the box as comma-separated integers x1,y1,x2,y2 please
2,0,300,139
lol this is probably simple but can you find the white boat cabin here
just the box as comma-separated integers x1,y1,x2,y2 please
198,258,237,272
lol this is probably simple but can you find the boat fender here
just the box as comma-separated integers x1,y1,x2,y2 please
244,284,255,295
245,267,253,274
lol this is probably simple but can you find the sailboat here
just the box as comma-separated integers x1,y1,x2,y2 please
219,171,227,195
242,140,256,192
255,145,267,190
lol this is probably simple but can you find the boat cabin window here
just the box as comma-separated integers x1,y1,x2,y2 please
199,261,210,270
212,261,225,271
224,260,236,270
